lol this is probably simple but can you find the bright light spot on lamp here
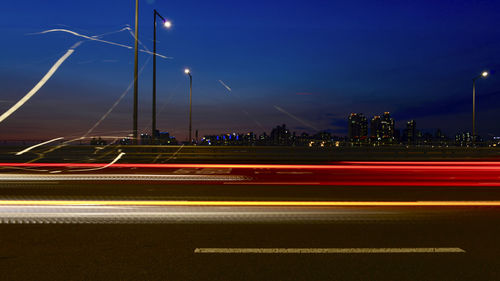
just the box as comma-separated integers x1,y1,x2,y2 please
164,21,172,28
482,71,489,77
184,68,190,74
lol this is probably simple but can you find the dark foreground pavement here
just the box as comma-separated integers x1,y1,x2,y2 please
1,174,500,280
1,215,500,281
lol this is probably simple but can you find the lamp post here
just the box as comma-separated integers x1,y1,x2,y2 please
472,71,488,141
152,9,171,142
133,0,139,144
184,68,193,143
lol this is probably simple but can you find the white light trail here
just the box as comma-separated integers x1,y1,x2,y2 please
92,26,131,38
125,27,171,59
140,49,170,59
83,56,152,137
32,27,170,59
0,174,248,182
15,137,64,155
32,29,132,49
218,80,232,92
242,110,266,131
161,144,185,163
273,105,320,131
0,41,82,124
69,152,125,172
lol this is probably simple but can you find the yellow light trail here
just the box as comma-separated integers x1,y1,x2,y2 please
1,200,500,207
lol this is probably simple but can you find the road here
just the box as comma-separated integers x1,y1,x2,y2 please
1,210,500,280
1,145,500,279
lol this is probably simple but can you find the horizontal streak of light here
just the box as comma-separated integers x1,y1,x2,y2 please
234,181,500,186
194,248,466,254
0,174,248,181
2,163,500,170
15,137,64,155
2,200,500,206
343,161,500,165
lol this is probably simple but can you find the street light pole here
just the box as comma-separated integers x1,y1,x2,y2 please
152,10,157,142
133,0,139,144
185,69,193,143
152,10,171,143
472,71,489,142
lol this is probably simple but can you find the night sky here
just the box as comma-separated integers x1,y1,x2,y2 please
1,0,500,141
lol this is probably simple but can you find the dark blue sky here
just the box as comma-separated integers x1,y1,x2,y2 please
1,0,500,140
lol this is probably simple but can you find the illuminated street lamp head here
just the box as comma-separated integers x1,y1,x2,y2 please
482,71,489,77
164,20,172,29
184,68,191,75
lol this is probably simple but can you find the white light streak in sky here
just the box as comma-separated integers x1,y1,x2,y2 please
32,27,170,59
83,56,152,138
124,27,171,59
32,29,132,49
0,41,82,124
218,80,232,92
1,26,169,127
273,105,320,131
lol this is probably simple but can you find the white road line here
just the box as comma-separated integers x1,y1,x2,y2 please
15,137,64,155
194,247,466,254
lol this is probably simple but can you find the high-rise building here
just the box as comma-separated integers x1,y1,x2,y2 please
381,112,395,140
371,116,382,139
270,124,292,145
348,113,368,141
455,132,473,147
405,120,416,144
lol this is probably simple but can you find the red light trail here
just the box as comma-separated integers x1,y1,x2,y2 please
1,162,500,187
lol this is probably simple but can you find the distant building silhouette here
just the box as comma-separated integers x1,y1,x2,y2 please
371,116,382,139
348,113,368,142
381,112,395,142
141,131,177,145
270,124,292,145
405,120,416,144
455,132,473,147
370,112,394,144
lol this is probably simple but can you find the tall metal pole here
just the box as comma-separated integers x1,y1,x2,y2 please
133,0,139,144
472,79,476,139
188,73,193,143
152,10,157,142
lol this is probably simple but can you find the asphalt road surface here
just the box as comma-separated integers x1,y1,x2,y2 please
1,172,500,280
1,213,500,280
1,145,500,280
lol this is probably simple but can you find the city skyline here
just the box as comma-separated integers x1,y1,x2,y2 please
1,0,500,140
